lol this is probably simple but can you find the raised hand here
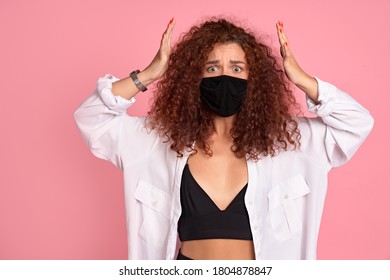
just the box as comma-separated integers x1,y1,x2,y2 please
144,18,176,81
111,18,175,99
276,21,318,102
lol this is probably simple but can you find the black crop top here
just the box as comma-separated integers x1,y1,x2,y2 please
178,164,253,241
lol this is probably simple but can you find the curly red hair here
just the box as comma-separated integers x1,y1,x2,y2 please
147,17,301,161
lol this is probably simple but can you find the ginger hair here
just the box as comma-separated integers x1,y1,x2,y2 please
147,18,301,161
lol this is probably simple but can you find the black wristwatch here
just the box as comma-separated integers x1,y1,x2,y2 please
129,70,148,92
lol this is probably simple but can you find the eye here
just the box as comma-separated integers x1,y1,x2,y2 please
207,66,219,72
232,66,242,73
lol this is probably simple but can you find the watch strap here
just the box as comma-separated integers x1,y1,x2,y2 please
129,70,147,92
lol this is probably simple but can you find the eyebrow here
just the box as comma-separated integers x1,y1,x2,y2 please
205,59,247,65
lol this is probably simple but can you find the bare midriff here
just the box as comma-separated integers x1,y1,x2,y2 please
181,239,255,260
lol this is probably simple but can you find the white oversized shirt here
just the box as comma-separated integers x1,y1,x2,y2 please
74,74,374,259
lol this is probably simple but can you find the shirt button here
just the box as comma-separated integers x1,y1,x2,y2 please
284,194,289,200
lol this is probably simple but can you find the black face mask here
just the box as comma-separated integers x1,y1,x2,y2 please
200,75,248,117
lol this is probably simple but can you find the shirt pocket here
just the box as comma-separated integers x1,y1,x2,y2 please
134,179,172,248
267,174,310,241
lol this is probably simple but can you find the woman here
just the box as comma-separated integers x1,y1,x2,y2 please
74,18,373,259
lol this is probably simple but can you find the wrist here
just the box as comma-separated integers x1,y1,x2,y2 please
130,70,148,92
296,75,319,103
141,66,162,84
294,73,314,89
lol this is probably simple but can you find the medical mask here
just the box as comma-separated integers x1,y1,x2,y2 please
200,75,248,117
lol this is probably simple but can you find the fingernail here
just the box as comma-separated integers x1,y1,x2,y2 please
162,33,165,39
169,17,174,24
280,28,283,33
281,21,284,28
285,42,288,47
278,20,281,26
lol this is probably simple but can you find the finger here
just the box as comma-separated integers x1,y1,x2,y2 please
276,21,291,58
280,41,292,58
276,20,283,45
276,21,288,45
166,18,175,37
161,17,175,45
276,21,285,57
166,18,175,46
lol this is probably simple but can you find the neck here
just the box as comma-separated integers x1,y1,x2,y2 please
210,114,236,140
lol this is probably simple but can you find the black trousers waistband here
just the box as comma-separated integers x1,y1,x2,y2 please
176,249,193,260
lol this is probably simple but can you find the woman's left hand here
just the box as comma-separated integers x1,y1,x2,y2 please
276,21,319,102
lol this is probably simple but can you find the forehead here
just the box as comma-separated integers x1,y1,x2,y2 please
207,42,246,60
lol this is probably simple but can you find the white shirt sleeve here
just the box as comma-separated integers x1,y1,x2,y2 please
73,74,137,169
299,77,374,169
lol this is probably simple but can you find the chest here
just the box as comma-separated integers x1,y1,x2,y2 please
186,142,248,211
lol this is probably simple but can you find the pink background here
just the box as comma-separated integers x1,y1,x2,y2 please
0,0,388,259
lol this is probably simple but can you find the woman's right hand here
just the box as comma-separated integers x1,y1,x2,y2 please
111,18,175,100
143,18,176,81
